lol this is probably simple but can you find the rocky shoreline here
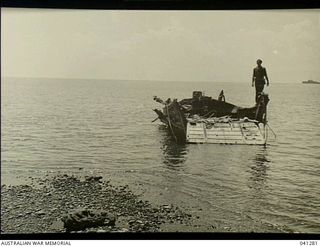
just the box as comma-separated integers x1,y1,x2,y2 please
1,174,193,234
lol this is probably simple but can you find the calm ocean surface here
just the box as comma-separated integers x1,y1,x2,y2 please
1,77,320,233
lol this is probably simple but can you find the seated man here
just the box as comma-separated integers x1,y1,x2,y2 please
218,90,225,102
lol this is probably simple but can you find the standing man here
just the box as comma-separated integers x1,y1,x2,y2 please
252,59,269,103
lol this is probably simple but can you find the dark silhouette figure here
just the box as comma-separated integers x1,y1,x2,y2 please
218,90,225,102
252,59,269,103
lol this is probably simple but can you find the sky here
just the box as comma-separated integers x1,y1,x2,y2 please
1,8,320,83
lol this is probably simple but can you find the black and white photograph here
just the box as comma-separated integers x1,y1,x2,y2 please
1,7,320,237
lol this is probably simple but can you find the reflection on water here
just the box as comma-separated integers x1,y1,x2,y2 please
2,78,320,233
248,147,270,193
158,125,188,169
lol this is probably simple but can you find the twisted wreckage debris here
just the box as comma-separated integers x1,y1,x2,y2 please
62,209,116,232
153,90,271,145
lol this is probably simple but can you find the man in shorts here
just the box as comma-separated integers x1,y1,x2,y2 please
252,59,269,103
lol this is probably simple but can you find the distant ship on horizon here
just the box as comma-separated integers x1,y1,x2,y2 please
302,80,320,84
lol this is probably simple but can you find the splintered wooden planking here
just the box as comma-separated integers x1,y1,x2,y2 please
186,121,266,145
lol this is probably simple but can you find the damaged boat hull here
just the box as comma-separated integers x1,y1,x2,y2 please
153,91,269,145
186,120,266,145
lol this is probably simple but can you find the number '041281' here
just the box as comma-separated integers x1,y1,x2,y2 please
300,241,318,246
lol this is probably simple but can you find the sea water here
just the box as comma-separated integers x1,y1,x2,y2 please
1,77,319,233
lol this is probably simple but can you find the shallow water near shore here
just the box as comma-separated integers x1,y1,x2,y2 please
1,77,320,233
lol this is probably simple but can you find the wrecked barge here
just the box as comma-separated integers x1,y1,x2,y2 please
153,91,270,145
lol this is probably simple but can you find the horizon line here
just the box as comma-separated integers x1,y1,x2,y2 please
1,76,300,84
